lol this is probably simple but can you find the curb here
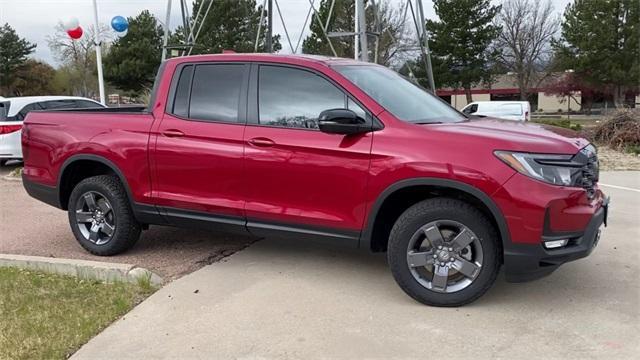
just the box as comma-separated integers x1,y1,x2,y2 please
2,175,21,182
0,254,163,286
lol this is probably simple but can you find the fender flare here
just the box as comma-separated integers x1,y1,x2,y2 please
359,177,511,251
58,154,135,209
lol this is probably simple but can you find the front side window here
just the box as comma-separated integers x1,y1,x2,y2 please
258,65,346,129
334,65,465,124
189,64,244,122
463,104,478,114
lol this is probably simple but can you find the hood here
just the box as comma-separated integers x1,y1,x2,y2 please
428,118,589,154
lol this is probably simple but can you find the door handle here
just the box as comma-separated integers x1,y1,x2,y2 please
162,129,185,138
248,137,275,147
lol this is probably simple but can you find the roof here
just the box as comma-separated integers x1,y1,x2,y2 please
164,53,371,67
2,96,102,116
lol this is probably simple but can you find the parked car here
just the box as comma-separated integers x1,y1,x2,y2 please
0,96,104,165
461,101,531,121
21,54,607,306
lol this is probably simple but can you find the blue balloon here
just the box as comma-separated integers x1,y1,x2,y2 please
111,16,128,32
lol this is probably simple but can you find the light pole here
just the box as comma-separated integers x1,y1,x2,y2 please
92,0,106,105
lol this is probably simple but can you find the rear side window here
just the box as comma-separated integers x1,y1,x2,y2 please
172,65,193,118
41,100,77,110
74,100,103,109
189,64,244,123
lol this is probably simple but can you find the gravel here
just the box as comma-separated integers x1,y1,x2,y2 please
0,167,255,280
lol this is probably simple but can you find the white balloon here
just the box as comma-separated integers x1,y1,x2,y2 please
63,17,79,31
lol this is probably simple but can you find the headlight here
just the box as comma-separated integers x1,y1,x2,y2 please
494,151,584,186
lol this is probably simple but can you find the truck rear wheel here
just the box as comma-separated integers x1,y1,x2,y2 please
68,175,141,256
387,198,500,307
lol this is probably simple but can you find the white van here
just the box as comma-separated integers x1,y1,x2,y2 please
461,101,531,122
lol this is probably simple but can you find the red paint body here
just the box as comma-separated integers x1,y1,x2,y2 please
21,54,605,251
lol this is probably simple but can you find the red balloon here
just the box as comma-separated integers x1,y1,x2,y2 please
67,26,83,40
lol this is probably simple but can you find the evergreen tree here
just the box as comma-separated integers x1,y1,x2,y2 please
185,0,281,54
0,23,36,95
424,0,501,102
302,0,356,58
103,10,163,94
553,0,639,107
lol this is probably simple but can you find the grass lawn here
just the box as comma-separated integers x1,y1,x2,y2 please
0,267,155,359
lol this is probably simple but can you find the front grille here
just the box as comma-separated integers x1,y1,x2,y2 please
580,146,599,199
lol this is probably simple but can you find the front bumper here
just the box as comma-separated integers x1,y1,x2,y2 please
503,197,608,282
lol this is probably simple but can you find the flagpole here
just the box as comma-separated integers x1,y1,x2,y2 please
92,0,106,105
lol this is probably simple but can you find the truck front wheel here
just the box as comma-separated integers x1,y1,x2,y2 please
387,198,500,307
68,175,141,256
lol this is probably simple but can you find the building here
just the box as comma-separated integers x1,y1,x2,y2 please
436,73,582,112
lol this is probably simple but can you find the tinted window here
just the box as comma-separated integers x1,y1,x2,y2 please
463,104,478,114
15,103,43,121
74,100,103,109
172,65,193,117
335,65,465,123
259,66,345,129
189,64,243,122
41,100,77,110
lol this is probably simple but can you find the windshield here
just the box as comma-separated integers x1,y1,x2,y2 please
334,65,465,123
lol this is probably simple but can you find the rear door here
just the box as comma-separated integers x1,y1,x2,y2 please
242,64,373,242
151,62,249,230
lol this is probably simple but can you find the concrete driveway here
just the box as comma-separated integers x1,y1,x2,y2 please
72,172,640,359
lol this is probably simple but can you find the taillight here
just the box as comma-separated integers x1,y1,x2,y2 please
0,125,22,135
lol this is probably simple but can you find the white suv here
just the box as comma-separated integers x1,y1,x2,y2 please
0,96,104,165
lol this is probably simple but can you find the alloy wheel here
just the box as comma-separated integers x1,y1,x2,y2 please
406,220,483,293
74,191,116,245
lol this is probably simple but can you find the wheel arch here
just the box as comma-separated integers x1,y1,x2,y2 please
58,154,134,210
360,178,510,255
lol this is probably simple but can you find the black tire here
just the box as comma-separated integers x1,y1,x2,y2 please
0,159,7,166
68,175,141,256
387,197,500,307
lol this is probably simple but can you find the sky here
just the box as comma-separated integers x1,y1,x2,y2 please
0,0,572,66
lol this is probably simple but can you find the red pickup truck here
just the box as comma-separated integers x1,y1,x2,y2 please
22,54,608,306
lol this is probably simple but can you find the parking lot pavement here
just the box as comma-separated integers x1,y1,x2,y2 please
71,171,639,359
0,167,253,280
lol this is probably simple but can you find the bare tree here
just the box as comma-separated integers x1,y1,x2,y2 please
46,23,111,97
494,0,560,100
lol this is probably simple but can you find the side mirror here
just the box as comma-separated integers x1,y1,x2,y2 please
318,108,368,135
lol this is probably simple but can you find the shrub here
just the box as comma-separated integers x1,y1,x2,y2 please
593,109,640,153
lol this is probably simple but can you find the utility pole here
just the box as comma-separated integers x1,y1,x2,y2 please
266,0,273,52
415,0,435,92
355,0,368,62
91,0,105,105
161,0,172,60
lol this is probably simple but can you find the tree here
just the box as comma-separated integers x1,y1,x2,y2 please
494,0,560,100
423,0,501,102
302,0,410,66
0,23,36,95
175,0,281,54
553,0,639,107
12,59,57,96
47,23,111,97
104,10,163,94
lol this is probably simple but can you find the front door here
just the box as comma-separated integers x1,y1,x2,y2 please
243,64,373,242
152,62,249,227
